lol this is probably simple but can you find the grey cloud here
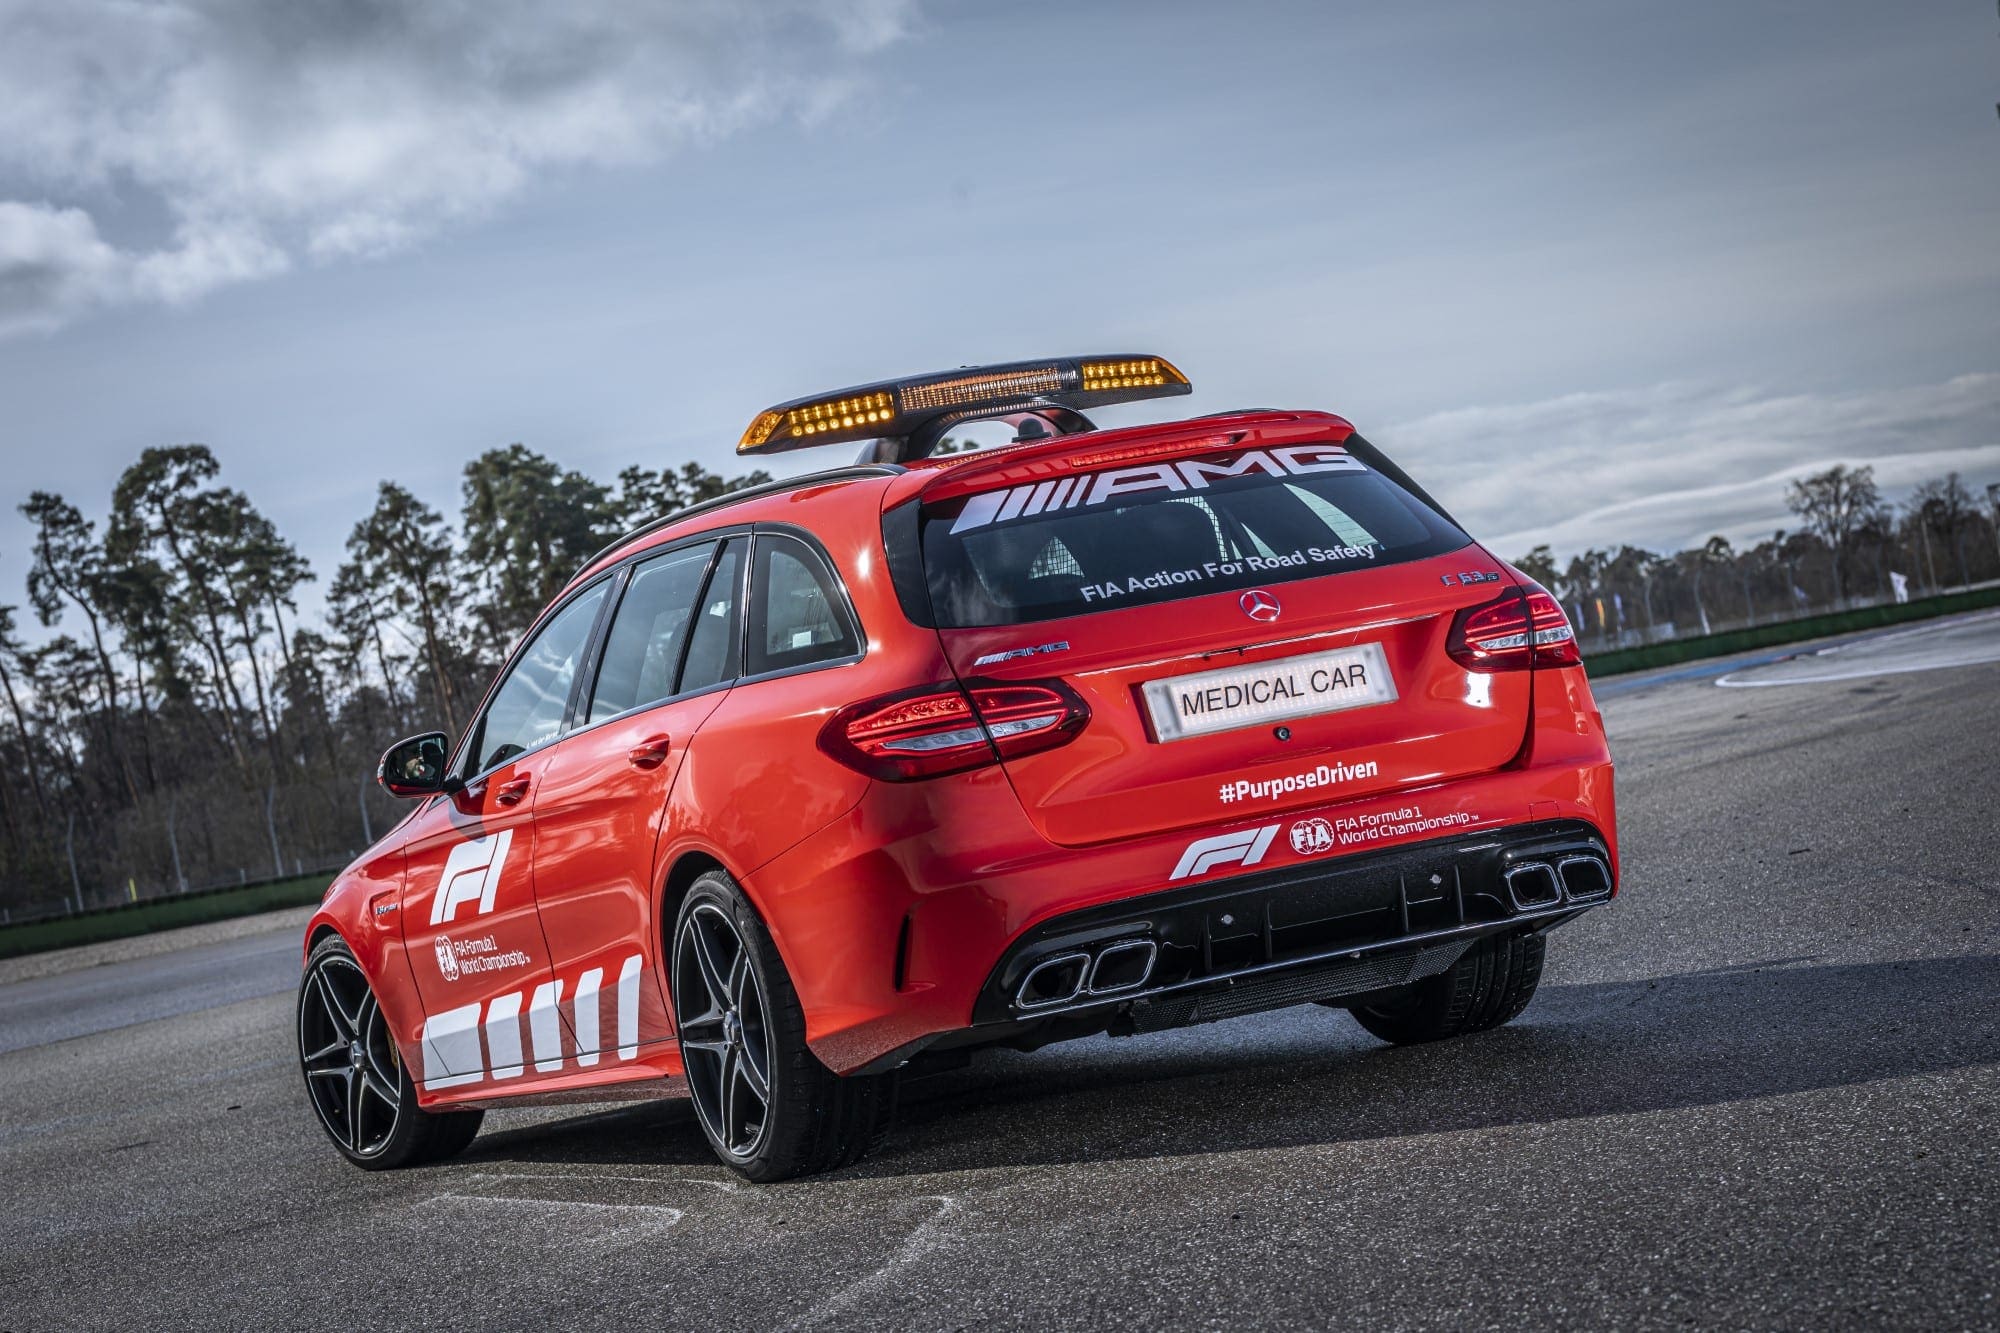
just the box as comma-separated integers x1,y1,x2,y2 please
0,0,920,332
1385,374,2000,560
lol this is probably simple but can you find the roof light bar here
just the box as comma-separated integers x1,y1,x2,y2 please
736,355,1191,458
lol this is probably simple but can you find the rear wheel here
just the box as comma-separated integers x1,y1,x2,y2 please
298,935,483,1169
672,870,897,1181
1348,931,1546,1045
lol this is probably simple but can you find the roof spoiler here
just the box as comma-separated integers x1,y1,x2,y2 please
735,356,1191,464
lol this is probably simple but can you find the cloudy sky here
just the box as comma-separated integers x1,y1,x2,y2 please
1,0,1995,623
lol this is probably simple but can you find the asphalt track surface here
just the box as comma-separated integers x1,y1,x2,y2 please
3,614,1997,1331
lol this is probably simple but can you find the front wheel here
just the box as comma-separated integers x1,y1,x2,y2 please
671,871,896,1181
1348,931,1546,1045
298,935,483,1169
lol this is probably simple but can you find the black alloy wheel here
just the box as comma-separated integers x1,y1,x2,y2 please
669,870,897,1181
673,901,775,1161
297,935,483,1169
300,948,404,1158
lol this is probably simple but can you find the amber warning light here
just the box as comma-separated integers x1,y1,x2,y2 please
736,355,1190,457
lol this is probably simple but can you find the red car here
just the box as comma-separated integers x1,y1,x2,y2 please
298,356,1617,1180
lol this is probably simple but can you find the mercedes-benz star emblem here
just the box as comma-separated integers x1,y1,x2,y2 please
1239,589,1282,622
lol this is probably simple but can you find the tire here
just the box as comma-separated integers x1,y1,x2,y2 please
298,934,484,1170
671,870,898,1182
1348,931,1546,1046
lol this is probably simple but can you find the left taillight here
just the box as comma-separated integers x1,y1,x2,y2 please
1447,584,1581,671
818,679,1090,781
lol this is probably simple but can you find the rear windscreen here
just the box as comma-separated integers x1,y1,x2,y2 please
919,442,1470,627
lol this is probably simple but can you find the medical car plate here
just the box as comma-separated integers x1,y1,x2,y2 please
1141,643,1397,742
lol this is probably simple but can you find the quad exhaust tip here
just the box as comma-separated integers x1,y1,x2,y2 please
1016,938,1160,1010
1556,854,1613,903
1016,951,1091,1009
1504,861,1563,911
1087,939,1159,995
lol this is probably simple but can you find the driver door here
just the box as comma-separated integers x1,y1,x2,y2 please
401,580,610,1092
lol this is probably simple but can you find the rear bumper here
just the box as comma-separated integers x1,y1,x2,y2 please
752,753,1612,1075
963,818,1608,1039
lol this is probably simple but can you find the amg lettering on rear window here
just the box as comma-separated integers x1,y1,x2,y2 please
917,437,1472,628
949,446,1365,534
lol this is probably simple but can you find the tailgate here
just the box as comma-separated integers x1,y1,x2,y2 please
909,429,1532,848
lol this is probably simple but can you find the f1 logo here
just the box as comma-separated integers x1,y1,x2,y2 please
1171,824,1279,880
429,830,513,926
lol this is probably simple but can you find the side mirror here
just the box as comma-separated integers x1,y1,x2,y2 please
377,732,458,798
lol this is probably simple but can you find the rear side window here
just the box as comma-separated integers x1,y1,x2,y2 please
586,543,716,724
747,533,860,676
918,441,1469,626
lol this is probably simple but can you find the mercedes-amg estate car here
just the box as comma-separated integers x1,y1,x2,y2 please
298,355,1618,1180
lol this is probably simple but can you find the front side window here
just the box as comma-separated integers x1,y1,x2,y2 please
747,534,859,676
587,543,716,724
468,582,609,773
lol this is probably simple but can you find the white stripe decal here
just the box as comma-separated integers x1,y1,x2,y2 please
420,1001,484,1089
573,967,604,1067
617,955,642,1060
485,992,525,1079
1021,479,1060,517
948,490,1007,534
993,485,1033,524
528,979,565,1073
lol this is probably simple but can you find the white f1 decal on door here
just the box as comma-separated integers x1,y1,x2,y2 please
1171,824,1280,879
429,829,513,926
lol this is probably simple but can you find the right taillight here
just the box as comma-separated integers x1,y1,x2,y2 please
818,678,1089,781
1448,585,1581,672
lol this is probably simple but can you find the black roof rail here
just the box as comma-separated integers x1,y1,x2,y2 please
571,463,905,579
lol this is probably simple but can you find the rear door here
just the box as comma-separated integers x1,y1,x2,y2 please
911,433,1530,847
530,537,744,1065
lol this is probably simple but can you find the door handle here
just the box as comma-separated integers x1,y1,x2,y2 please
494,775,532,806
628,735,673,769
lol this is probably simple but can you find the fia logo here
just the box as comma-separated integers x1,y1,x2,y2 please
434,935,461,982
429,830,513,926
1289,818,1335,856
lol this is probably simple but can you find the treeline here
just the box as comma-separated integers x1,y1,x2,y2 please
0,444,766,919
2,444,1993,919
1514,466,1998,644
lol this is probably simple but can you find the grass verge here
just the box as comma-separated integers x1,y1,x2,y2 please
1585,585,2000,678
0,873,333,961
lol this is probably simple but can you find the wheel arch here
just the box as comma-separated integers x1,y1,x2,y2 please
660,848,732,941
655,844,810,995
